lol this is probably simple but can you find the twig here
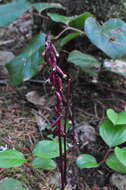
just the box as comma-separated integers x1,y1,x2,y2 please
99,148,113,165
54,26,84,40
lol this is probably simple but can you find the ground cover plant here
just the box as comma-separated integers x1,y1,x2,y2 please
1,0,126,190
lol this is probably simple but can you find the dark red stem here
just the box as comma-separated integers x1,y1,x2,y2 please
63,79,71,183
58,134,64,190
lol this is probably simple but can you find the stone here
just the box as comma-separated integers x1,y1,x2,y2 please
0,50,15,79
110,173,126,190
75,123,96,144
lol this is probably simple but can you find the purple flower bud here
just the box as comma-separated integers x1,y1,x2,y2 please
56,76,63,90
55,91,62,105
50,52,57,70
56,66,67,78
50,115,62,128
51,43,59,57
49,72,56,87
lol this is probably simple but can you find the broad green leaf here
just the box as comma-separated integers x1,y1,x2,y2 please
47,13,71,25
33,140,62,158
117,112,126,125
0,0,31,26
106,153,126,173
76,154,99,168
0,178,26,190
69,12,93,29
68,50,101,77
104,59,126,78
48,12,92,29
85,17,126,58
107,109,126,125
115,147,126,166
59,32,80,47
107,109,118,125
0,150,26,168
32,158,57,170
6,33,45,86
33,3,65,12
0,0,64,27
99,120,126,147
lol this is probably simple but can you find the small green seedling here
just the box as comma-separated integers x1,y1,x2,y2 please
76,108,126,174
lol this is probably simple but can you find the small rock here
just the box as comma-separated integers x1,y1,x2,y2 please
0,50,14,65
47,172,61,187
110,173,126,190
75,123,96,144
26,91,46,106
0,50,15,79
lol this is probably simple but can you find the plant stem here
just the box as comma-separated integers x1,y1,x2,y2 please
63,79,71,184
99,148,113,165
58,135,64,190
54,26,84,40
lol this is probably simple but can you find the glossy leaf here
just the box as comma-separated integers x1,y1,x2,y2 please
0,150,26,168
106,109,118,125
117,112,126,125
0,0,30,26
0,178,26,190
99,120,126,147
68,50,101,77
48,12,93,29
76,154,99,168
6,33,45,86
106,153,126,173
33,140,63,158
107,109,126,125
32,158,57,170
0,0,64,27
33,3,65,12
69,12,93,29
47,13,71,25
115,147,126,166
58,32,80,48
85,17,126,58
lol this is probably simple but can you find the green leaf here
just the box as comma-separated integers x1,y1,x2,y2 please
0,150,26,168
0,178,26,190
76,154,99,168
69,12,93,29
107,109,118,125
117,112,126,125
115,147,126,166
85,17,126,58
99,120,126,147
0,0,31,26
59,32,80,47
48,12,92,29
47,13,71,25
107,109,126,125
33,3,65,12
106,153,126,173
68,50,101,77
0,0,64,27
32,158,57,170
6,33,45,86
33,140,62,158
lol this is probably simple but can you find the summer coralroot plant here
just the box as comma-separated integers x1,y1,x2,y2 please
43,34,70,190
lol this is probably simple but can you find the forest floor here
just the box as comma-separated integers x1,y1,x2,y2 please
0,70,126,190
1,4,126,190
